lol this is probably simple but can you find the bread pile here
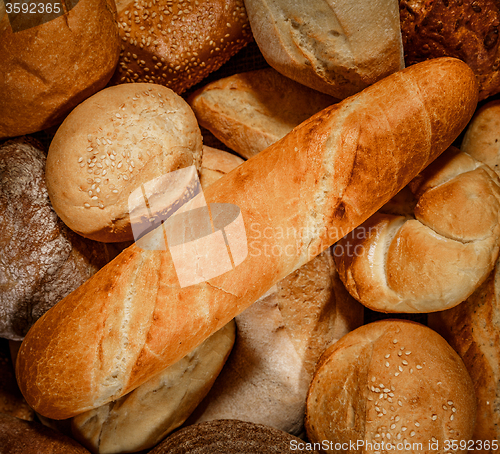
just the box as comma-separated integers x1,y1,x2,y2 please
3,2,500,453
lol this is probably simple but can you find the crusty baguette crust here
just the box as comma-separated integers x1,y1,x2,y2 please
16,58,478,419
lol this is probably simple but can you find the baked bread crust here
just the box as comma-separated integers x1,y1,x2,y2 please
0,138,120,341
110,0,253,93
46,83,203,242
0,0,120,138
16,58,478,420
400,0,500,100
335,147,500,313
189,68,337,158
305,320,476,453
244,0,404,99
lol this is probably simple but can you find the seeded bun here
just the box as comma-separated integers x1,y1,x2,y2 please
0,0,120,139
110,0,253,94
46,83,203,242
306,320,476,454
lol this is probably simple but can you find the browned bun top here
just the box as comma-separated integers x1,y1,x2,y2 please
306,320,476,454
0,413,90,454
149,419,319,453
110,0,253,94
0,0,120,139
46,83,203,242
400,0,500,100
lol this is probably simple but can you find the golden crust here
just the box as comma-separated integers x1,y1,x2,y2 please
0,0,120,139
335,147,500,313
306,320,476,454
16,58,478,420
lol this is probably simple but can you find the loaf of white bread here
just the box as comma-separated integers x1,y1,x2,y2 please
16,58,478,419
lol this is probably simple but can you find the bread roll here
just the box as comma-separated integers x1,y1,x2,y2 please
0,413,90,454
400,0,500,101
70,322,235,454
335,147,500,313
0,0,120,139
46,83,203,243
429,258,500,453
0,138,121,341
110,0,253,94
189,68,337,158
149,420,319,454
16,58,478,420
306,320,476,454
462,99,500,176
243,0,404,99
189,248,363,436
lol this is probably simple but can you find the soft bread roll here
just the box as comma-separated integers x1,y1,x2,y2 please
189,68,337,158
46,83,203,242
149,420,319,454
110,0,253,93
0,0,120,139
462,99,500,176
70,322,235,454
16,58,478,420
305,320,476,454
400,0,500,101
189,248,363,436
243,0,404,99
0,138,121,341
335,147,500,313
429,258,500,453
0,413,90,454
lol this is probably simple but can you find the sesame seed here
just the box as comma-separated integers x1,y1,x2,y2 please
402,427,407,432
84,203,90,208
385,362,390,367
395,372,400,377
103,170,107,176
112,189,119,194
391,424,396,429
415,422,420,427
398,366,403,372
443,405,448,410
416,365,422,370
398,400,403,406
452,408,456,413
410,431,415,437
450,415,454,421
448,401,453,405
385,354,390,359
395,416,400,422
432,415,437,420
402,360,408,366
92,196,98,200
405,351,411,355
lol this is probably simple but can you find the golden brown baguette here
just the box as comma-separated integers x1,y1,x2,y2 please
16,58,478,420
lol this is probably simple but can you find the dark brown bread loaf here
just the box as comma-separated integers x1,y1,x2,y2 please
0,138,121,340
399,0,500,100
149,420,319,454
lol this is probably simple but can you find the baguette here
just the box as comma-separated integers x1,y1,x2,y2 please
16,57,478,420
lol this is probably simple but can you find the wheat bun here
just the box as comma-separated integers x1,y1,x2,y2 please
46,83,203,242
306,320,476,454
0,0,120,139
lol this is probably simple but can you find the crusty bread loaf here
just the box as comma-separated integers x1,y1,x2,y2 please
0,138,121,341
0,0,120,139
244,0,404,99
189,248,363,436
110,0,253,94
16,58,478,420
189,68,337,158
335,147,500,313
149,420,319,454
400,0,500,101
306,320,476,454
0,413,90,454
462,99,500,176
429,259,500,454
70,322,235,454
46,83,203,243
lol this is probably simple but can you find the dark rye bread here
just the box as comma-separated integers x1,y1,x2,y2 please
399,0,500,100
0,413,90,454
149,420,319,454
0,138,121,340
